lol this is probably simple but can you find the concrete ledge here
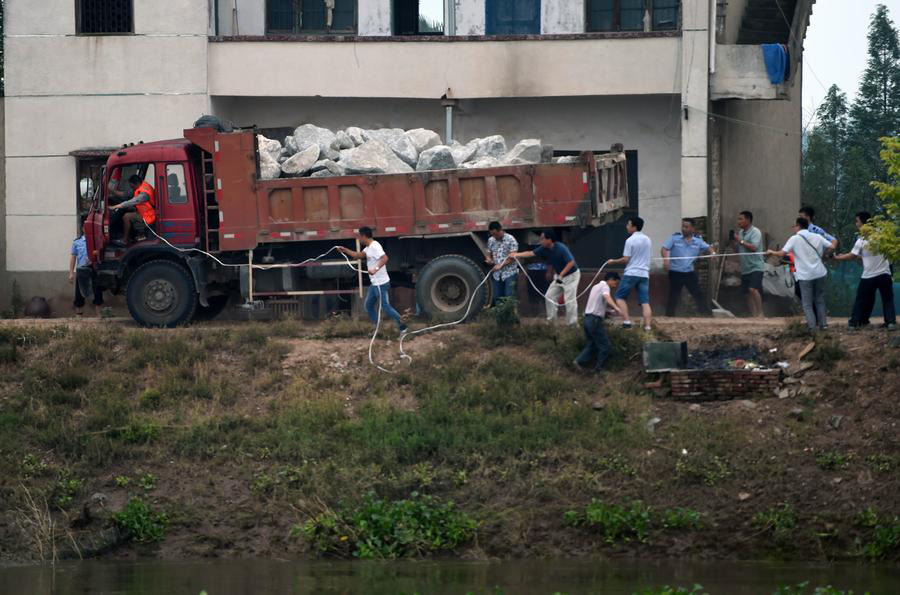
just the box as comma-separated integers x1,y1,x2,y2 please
209,31,680,43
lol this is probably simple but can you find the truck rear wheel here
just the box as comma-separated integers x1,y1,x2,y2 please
416,254,489,322
126,260,198,328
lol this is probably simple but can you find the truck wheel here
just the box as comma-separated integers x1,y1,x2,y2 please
194,294,229,322
416,254,489,322
126,260,198,328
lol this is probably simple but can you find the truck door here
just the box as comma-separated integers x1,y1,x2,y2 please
158,163,198,247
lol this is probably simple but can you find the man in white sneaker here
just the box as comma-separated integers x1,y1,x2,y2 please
834,211,896,330
606,216,653,331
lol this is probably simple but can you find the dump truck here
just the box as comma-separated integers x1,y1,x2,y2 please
80,126,629,327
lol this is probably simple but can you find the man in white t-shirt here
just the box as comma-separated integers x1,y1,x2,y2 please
606,216,653,331
766,217,832,330
338,227,408,333
834,211,895,329
573,272,625,372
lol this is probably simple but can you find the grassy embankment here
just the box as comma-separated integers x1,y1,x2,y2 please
0,316,898,563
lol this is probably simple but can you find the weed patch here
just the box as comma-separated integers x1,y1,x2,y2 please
113,497,168,543
564,500,702,544
753,504,797,547
297,491,476,559
810,334,845,366
773,582,868,595
855,508,900,560
816,452,851,471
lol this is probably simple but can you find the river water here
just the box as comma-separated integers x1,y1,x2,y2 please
1,558,897,594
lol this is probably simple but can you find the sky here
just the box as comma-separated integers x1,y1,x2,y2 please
802,0,900,127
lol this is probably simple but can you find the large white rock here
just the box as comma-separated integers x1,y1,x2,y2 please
309,159,346,176
257,134,282,163
346,127,366,146
364,128,419,167
284,135,298,155
341,139,414,175
473,135,508,160
416,145,457,171
335,130,354,150
463,156,502,169
449,140,478,165
503,139,543,165
259,152,282,180
281,144,320,177
293,124,340,161
405,128,442,153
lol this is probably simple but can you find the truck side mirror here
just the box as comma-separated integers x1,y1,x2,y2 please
79,177,94,200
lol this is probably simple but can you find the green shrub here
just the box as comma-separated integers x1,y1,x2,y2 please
564,499,652,543
297,491,476,559
113,497,168,543
816,452,850,471
565,500,702,544
855,508,900,560
753,504,797,546
660,507,702,530
53,476,83,509
121,421,160,444
489,297,520,329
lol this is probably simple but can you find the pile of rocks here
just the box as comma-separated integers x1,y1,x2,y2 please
257,124,555,180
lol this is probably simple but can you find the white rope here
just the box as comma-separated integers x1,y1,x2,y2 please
396,250,769,367
142,225,767,371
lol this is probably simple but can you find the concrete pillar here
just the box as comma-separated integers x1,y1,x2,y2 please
680,0,710,219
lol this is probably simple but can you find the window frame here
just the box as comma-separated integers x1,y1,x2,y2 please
75,0,135,36
393,0,446,36
585,0,680,33
265,0,358,35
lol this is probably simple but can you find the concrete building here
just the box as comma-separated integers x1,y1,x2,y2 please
1,0,814,313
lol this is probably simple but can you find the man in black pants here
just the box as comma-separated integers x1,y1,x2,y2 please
661,218,714,316
834,211,896,329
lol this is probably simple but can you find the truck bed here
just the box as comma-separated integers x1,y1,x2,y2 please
185,128,628,253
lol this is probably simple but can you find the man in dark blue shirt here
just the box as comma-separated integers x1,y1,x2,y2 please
507,229,581,325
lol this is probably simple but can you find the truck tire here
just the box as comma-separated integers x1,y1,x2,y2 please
126,260,198,328
416,254,489,323
194,294,229,322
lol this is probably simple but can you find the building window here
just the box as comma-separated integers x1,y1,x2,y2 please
652,0,679,30
587,0,679,32
166,164,188,205
75,0,134,35
486,0,541,35
266,0,357,34
76,158,107,215
394,0,444,35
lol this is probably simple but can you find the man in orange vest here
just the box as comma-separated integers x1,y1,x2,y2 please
110,175,156,246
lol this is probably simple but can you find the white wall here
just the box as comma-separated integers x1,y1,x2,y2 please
3,0,210,273
455,0,485,35
359,0,392,35
542,0,584,34
209,36,681,98
217,0,266,36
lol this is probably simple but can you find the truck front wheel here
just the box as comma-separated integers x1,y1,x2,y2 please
416,254,489,322
126,260,198,327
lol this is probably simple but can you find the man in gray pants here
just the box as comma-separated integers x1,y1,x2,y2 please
767,218,833,330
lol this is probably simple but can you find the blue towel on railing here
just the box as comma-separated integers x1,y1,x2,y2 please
762,43,789,84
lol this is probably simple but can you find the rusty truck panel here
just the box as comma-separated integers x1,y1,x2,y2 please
185,128,628,253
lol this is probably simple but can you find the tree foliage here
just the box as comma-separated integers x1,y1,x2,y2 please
865,136,900,262
803,4,900,250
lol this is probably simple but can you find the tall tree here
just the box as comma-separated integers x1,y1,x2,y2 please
802,85,852,242
847,4,900,217
865,137,900,263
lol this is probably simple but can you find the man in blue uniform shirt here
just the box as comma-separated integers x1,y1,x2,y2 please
661,218,715,316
